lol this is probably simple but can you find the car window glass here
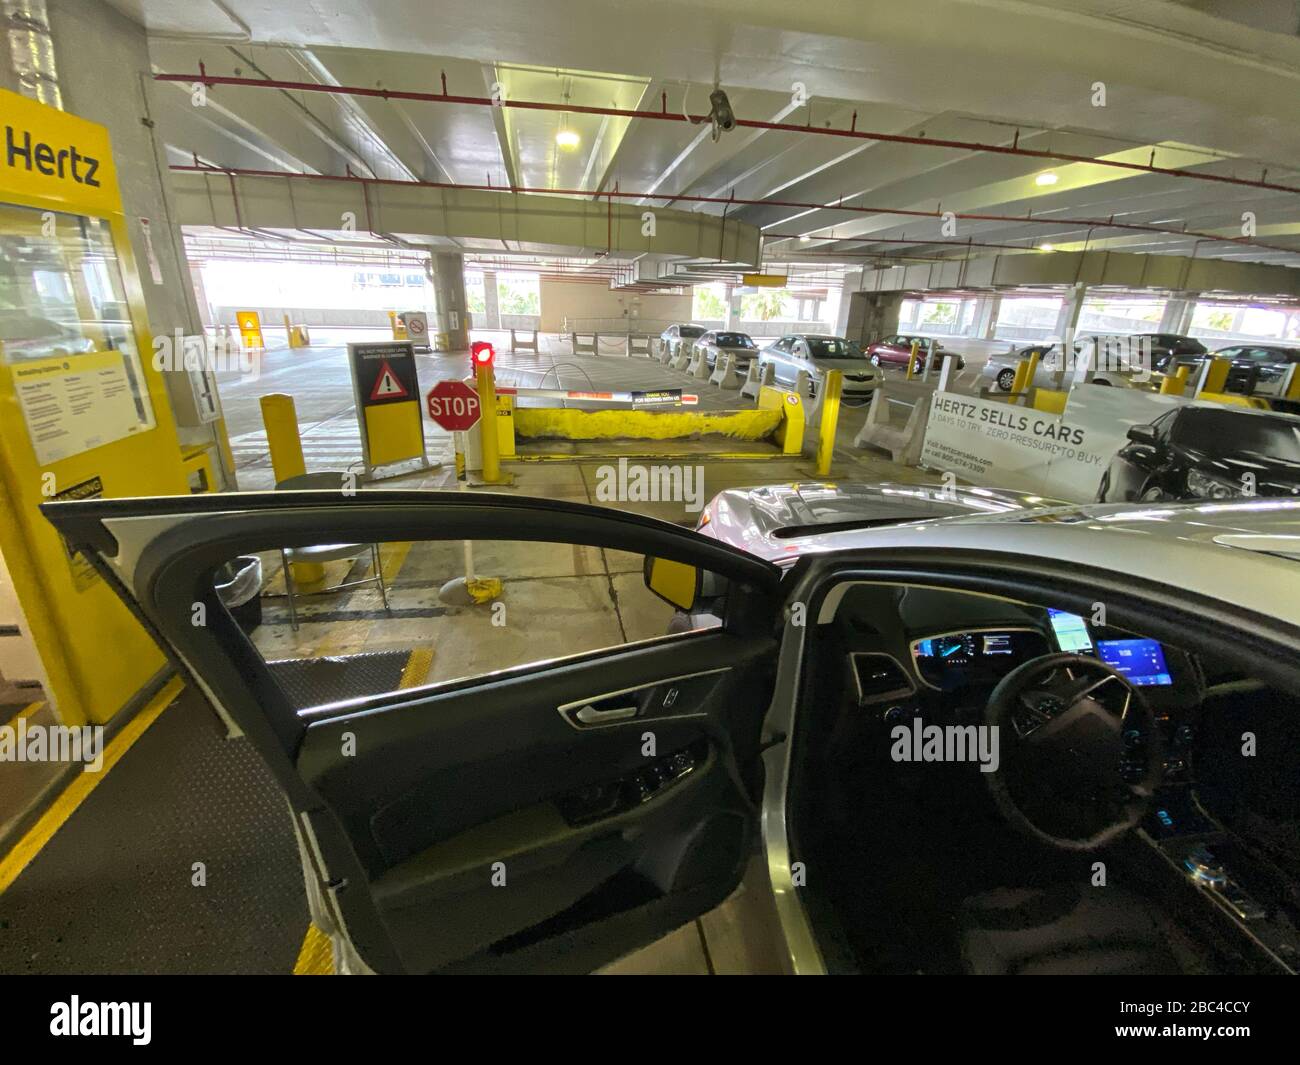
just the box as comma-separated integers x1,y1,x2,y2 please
216,537,725,710
680,326,705,339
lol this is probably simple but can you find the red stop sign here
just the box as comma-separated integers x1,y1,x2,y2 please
426,379,482,431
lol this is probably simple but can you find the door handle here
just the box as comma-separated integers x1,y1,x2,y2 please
573,704,639,725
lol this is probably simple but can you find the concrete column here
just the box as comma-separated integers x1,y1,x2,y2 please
843,291,905,344
1052,283,1087,346
189,264,213,328
482,269,501,330
1158,293,1197,335
432,252,470,351
725,288,742,330
974,295,1002,340
832,271,859,337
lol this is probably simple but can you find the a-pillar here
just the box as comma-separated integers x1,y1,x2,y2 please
432,252,470,351
1053,283,1087,346
1158,293,1197,335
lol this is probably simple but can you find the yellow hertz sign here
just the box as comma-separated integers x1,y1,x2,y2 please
0,88,118,214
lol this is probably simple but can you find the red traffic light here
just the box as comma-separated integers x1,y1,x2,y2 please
470,341,495,368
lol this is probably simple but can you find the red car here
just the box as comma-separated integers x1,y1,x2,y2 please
865,334,964,371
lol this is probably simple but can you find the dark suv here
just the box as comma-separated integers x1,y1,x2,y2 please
1097,405,1300,502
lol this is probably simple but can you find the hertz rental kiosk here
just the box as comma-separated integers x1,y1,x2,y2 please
0,89,190,727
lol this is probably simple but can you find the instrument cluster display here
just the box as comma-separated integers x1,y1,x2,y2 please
911,630,1049,690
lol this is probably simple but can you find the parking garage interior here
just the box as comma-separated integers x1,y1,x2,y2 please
0,0,1299,1001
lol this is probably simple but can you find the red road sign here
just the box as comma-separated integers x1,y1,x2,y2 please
426,378,482,431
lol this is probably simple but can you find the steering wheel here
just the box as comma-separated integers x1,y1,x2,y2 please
984,653,1162,851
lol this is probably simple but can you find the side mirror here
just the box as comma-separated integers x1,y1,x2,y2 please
643,556,701,611
1126,424,1158,447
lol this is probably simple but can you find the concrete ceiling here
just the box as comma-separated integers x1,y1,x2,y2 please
110,0,1300,281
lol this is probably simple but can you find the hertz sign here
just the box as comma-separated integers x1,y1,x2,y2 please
0,88,118,214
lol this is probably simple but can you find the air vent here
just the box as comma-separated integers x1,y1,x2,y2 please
850,653,914,704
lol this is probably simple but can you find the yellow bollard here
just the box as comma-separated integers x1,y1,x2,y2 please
906,340,920,380
259,393,324,585
260,393,306,484
1160,365,1189,395
814,370,843,476
1199,356,1231,395
475,361,501,484
388,310,408,341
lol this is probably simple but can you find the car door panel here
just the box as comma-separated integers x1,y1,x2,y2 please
43,490,783,974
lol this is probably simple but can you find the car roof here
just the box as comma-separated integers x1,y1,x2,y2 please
777,498,1300,628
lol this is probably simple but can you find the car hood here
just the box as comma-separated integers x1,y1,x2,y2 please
699,481,1064,560
1196,450,1300,493
813,359,877,374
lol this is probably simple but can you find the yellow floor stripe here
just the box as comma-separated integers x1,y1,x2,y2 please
0,676,184,897
293,922,335,975
15,700,44,722
379,539,413,583
399,646,435,689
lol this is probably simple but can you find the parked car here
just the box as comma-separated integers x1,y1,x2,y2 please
1137,334,1208,374
865,334,965,372
44,491,1300,975
0,312,97,361
692,330,759,373
658,323,707,359
1201,344,1300,397
981,336,1146,392
755,333,879,402
1096,404,1300,502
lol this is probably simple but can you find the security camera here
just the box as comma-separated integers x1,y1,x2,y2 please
708,88,736,141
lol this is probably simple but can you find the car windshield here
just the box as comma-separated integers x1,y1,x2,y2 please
1173,409,1300,460
806,337,862,359
678,326,705,338
713,332,755,348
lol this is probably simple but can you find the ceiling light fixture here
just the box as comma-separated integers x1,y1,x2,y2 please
555,128,580,149
1035,172,1059,187
1038,242,1055,252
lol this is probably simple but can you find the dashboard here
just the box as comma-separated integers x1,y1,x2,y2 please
907,609,1179,693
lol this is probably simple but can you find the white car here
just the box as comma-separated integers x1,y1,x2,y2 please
46,491,1300,975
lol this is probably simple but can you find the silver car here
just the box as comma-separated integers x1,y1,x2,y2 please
692,329,759,374
45,493,1300,975
982,337,1148,392
658,323,707,360
756,333,879,402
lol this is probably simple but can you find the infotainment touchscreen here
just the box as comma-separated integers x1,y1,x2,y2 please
1096,638,1173,686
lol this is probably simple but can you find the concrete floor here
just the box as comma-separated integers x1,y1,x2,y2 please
214,334,1000,501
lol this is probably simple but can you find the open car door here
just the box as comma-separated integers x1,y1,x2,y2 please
42,490,785,974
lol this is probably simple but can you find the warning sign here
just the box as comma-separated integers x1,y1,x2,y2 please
369,360,410,401
351,342,420,408
347,341,426,472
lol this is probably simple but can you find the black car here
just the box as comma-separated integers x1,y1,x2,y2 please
1097,405,1300,502
1156,342,1300,389
1141,333,1208,373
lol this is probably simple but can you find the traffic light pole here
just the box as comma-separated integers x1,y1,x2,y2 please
474,356,502,485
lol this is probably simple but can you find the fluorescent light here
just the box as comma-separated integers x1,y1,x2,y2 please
1035,172,1059,186
1038,243,1055,252
556,129,580,149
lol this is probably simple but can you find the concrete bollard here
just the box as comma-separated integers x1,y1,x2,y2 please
741,360,773,399
796,369,815,403
691,348,711,379
669,345,691,371
709,352,741,388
